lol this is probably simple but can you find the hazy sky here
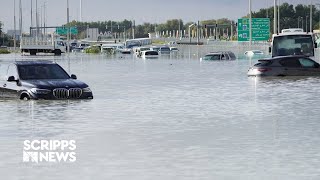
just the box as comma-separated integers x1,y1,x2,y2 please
0,0,307,32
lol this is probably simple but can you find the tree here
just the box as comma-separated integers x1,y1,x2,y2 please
251,3,320,32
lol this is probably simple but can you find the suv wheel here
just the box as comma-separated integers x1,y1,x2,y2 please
20,93,30,100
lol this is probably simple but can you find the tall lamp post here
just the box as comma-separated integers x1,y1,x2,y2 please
306,15,308,32
67,0,70,53
278,0,280,33
14,0,16,52
310,1,313,33
316,4,320,30
274,0,277,34
189,23,195,43
249,0,252,46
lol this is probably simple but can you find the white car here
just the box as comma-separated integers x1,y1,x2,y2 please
244,50,264,57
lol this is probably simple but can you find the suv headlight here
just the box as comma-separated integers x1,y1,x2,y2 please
30,88,51,94
82,87,92,93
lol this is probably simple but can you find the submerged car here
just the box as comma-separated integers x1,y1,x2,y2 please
0,61,93,100
200,51,236,61
140,50,159,59
244,50,264,57
247,55,320,76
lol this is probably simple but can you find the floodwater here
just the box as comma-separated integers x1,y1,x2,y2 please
1,50,320,180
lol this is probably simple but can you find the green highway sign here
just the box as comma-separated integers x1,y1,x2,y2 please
237,18,270,41
56,27,78,35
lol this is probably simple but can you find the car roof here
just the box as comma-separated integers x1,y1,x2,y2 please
263,55,310,61
207,51,234,55
13,60,57,65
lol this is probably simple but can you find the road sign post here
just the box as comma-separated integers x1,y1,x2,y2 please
238,18,270,41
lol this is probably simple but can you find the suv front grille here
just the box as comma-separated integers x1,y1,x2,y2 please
53,88,82,99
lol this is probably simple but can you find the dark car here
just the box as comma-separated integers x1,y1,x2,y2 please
0,61,93,100
247,55,320,76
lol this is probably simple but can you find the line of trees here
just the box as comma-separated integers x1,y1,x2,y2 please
251,3,320,32
64,3,320,40
1,3,320,45
65,18,235,39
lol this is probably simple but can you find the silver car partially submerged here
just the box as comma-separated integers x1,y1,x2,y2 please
200,51,236,61
247,55,320,76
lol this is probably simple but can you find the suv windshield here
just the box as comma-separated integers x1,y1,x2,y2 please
272,35,314,57
17,64,70,80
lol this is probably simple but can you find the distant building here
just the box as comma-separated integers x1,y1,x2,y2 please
86,28,99,41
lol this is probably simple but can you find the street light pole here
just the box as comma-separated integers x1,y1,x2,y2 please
306,15,308,32
274,0,277,34
67,0,70,53
189,23,195,43
310,0,313,33
278,0,280,33
249,0,252,46
14,0,16,52
197,20,199,45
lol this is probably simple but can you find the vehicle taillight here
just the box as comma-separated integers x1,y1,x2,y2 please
257,68,272,72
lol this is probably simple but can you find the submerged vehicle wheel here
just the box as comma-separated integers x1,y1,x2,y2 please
20,93,30,101
54,49,62,56
30,50,37,56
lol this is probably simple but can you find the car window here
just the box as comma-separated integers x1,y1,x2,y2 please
254,60,273,66
145,51,158,55
18,64,70,80
228,52,236,59
57,41,64,46
210,55,220,60
298,58,318,68
7,64,18,79
279,58,301,67
223,53,229,60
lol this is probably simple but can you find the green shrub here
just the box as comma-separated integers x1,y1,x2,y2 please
85,46,101,54
152,39,166,45
0,49,10,54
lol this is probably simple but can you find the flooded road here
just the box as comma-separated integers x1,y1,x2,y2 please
1,52,320,179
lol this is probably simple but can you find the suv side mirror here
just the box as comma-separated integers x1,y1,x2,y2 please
7,76,17,82
268,47,272,53
315,42,318,49
315,63,320,68
70,74,77,79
